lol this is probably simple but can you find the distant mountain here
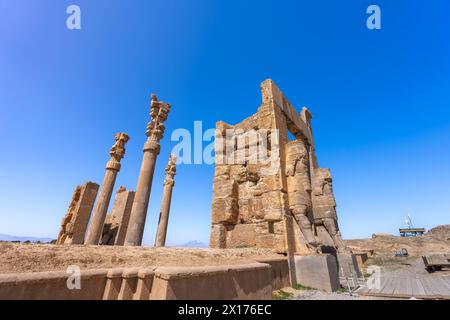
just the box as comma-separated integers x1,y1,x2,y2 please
0,234,53,243
178,240,208,248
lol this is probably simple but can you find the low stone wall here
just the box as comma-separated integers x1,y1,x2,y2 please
0,259,290,300
255,257,291,290
151,263,272,300
0,269,109,300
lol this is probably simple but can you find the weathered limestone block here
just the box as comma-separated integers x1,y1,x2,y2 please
114,189,136,245
237,199,251,223
57,182,99,245
150,264,272,300
214,165,230,178
225,224,257,248
294,254,340,292
100,186,135,246
212,198,239,224
261,191,282,210
209,224,227,248
238,196,265,222
259,175,280,192
255,232,286,252
213,177,238,199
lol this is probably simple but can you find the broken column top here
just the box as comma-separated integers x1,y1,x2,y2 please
107,132,130,171
146,94,171,140
110,133,129,159
164,154,177,187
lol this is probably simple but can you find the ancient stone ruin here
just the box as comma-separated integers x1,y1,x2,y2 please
210,79,347,256
39,81,363,298
56,94,172,248
100,186,135,246
155,154,177,247
85,132,130,245
56,182,99,245
125,95,171,246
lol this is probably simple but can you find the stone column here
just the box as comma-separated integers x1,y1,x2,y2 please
155,155,177,247
85,133,130,245
125,94,171,246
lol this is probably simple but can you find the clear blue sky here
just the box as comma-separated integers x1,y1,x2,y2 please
1,0,449,245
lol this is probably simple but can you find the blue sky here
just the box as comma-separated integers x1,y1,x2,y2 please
0,0,449,245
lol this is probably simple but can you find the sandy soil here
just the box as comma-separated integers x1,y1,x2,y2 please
0,243,282,274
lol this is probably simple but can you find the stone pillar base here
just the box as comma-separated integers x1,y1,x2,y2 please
294,254,340,292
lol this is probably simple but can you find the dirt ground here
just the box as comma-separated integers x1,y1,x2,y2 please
0,243,282,274
1,225,449,275
345,225,450,257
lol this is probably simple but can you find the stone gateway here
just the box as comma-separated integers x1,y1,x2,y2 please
210,80,347,256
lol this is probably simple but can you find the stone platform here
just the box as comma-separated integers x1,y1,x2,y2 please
0,259,289,300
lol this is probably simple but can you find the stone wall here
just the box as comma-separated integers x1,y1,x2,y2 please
0,258,289,300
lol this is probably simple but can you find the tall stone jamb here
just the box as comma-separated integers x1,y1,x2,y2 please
84,133,130,245
114,188,136,245
57,182,99,245
100,186,135,245
154,154,177,247
125,95,171,246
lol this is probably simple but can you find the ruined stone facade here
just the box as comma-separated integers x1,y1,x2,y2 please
210,80,346,254
100,186,135,246
57,182,99,245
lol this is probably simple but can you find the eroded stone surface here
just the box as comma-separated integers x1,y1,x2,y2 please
57,182,99,245
100,186,135,246
210,80,347,255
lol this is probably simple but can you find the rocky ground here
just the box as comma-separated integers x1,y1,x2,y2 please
345,225,450,257
0,243,281,274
